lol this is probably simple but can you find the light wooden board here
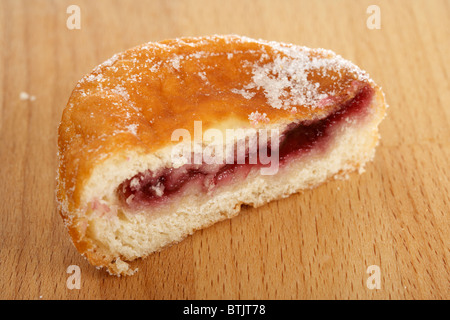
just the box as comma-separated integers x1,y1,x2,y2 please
0,0,448,299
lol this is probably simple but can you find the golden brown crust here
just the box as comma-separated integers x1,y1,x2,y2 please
56,35,379,272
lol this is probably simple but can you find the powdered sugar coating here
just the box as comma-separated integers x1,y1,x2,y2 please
248,111,270,126
74,34,372,121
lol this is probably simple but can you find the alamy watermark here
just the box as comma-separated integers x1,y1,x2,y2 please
366,265,381,289
366,5,381,30
66,5,81,30
66,265,81,290
171,121,280,175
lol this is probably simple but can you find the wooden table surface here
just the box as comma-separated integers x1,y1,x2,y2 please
0,0,449,300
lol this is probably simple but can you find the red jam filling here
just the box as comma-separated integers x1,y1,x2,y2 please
118,84,374,209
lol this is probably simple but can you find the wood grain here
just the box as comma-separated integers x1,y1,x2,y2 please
0,0,448,299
